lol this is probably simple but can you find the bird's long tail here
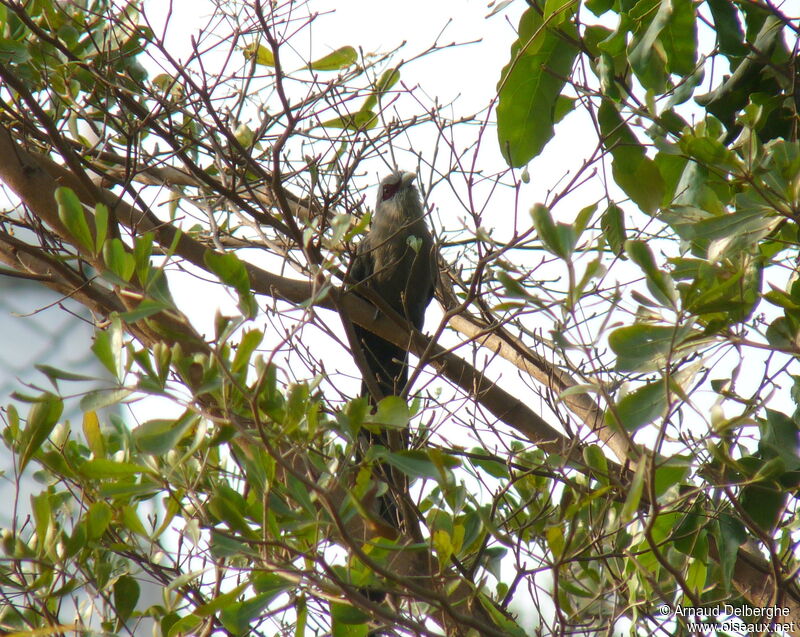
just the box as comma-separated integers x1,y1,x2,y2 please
354,326,410,531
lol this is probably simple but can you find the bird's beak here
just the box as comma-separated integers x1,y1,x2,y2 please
400,171,416,187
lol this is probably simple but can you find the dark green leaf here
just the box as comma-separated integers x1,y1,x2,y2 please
497,7,580,166
386,450,446,480
598,100,665,214
114,575,140,628
601,203,626,255
740,483,785,532
608,380,668,432
331,602,370,626
55,187,94,254
715,513,747,593
653,455,690,497
531,203,574,259
208,487,258,540
19,393,63,472
628,0,671,91
219,593,273,635
706,0,748,63
660,0,697,76
204,251,257,319
759,410,800,470
625,239,677,307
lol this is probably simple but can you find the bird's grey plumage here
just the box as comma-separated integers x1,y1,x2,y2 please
350,171,436,535
350,171,436,401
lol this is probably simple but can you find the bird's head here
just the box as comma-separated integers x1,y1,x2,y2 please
375,171,423,221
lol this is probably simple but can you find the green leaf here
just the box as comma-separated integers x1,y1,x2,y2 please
608,380,669,432
759,410,800,470
79,387,132,412
362,67,400,113
714,513,747,593
309,45,357,70
601,203,626,255
252,572,292,599
470,448,510,479
132,412,197,455
320,110,377,131
625,239,677,307
133,232,154,286
103,238,136,282
168,614,202,637
582,444,609,484
87,501,112,539
219,593,273,635
92,320,123,380
35,364,95,385
55,186,94,254
208,487,258,540
620,460,646,522
740,483,785,532
94,202,108,254
385,449,456,480
118,298,170,323
121,505,150,539
31,492,52,551
706,0,748,63
609,323,697,372
232,329,264,374
19,393,63,472
653,455,690,497
497,6,580,166
195,582,249,617
80,458,148,478
531,203,574,259
628,0,670,92
331,602,370,627
114,575,140,628
204,251,257,319
586,0,614,16
243,42,274,66
366,396,410,429
598,100,665,214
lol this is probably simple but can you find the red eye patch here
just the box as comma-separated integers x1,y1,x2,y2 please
381,182,400,201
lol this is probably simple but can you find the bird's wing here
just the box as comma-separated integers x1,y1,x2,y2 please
349,236,373,286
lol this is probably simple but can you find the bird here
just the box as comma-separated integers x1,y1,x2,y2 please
349,170,436,529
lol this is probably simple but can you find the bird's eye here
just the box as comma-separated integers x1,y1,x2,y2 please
381,182,400,201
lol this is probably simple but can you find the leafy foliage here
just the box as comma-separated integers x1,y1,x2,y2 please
0,0,799,635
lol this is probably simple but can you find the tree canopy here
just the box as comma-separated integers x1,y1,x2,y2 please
0,0,798,635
